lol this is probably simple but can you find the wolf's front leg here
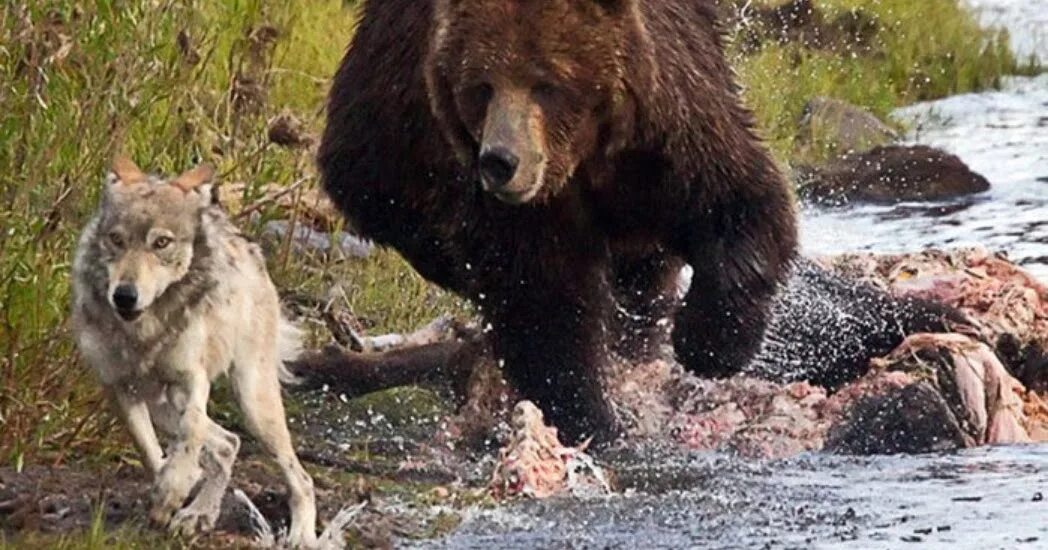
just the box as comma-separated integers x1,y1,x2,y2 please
106,385,165,477
150,399,240,536
149,371,209,528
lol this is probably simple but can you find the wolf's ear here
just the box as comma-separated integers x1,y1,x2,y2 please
110,155,146,185
171,164,215,193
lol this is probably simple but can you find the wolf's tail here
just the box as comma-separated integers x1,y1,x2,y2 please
276,315,305,386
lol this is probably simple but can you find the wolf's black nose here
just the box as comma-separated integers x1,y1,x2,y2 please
112,284,138,311
478,147,519,190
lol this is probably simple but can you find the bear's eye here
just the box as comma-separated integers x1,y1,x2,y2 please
462,82,493,107
153,236,172,250
532,82,562,105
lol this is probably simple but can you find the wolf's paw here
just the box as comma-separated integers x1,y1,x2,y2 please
150,458,203,527
147,498,178,528
169,506,218,537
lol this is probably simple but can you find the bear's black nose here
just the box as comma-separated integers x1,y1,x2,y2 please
478,147,519,190
112,284,139,312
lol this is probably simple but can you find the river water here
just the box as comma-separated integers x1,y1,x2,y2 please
413,2,1048,548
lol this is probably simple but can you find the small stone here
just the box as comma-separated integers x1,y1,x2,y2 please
267,111,314,148
796,96,897,156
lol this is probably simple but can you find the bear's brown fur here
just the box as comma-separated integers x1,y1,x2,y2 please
319,0,910,443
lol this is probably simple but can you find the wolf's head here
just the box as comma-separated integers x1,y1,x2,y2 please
93,156,214,321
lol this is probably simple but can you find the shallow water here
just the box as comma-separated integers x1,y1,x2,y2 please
416,446,1047,549
965,0,1048,64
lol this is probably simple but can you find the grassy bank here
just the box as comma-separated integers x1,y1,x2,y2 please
0,0,1031,479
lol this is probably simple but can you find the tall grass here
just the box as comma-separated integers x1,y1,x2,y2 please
0,0,1032,469
0,506,183,550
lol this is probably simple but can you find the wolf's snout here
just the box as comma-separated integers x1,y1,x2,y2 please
112,284,139,312
478,146,519,190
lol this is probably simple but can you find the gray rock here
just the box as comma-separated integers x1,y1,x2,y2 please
262,219,373,259
797,96,897,157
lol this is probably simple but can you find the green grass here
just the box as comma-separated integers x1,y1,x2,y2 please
0,0,1034,480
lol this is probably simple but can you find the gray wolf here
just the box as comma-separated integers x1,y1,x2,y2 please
71,156,317,547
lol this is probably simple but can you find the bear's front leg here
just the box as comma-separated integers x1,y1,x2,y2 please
673,193,797,378
484,264,621,445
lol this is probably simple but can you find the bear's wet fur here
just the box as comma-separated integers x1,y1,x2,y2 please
318,0,955,443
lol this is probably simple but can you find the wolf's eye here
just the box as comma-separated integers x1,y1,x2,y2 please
153,236,172,250
108,232,125,248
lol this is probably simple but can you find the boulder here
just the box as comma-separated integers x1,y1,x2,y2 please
797,144,991,205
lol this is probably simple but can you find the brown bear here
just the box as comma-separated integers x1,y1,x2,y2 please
317,0,954,443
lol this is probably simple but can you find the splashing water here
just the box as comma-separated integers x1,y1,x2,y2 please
415,3,1048,547
233,489,365,550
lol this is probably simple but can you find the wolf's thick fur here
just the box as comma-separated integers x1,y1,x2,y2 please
71,157,318,547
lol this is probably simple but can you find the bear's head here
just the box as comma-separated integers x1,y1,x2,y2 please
426,0,646,204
